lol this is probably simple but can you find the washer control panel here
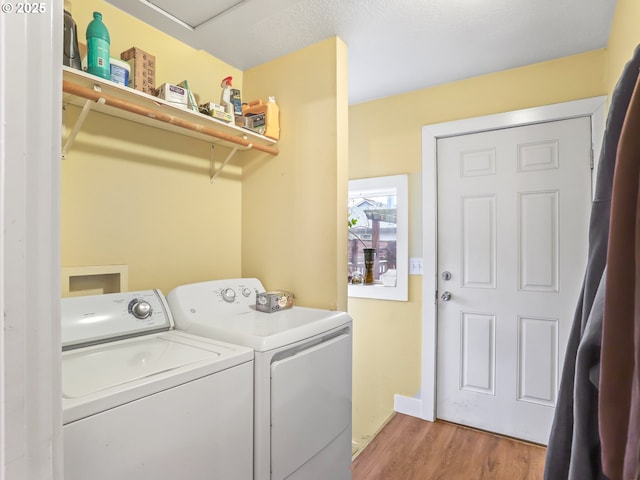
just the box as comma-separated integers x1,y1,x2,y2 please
61,289,173,350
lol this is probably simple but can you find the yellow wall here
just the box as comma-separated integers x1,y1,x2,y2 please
348,49,607,452
62,0,245,295
606,0,640,94
62,2,347,308
241,37,349,311
70,1,242,104
63,0,638,460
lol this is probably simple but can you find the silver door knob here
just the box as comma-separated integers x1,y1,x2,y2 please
440,291,452,301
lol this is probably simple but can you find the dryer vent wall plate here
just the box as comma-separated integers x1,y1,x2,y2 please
62,264,129,297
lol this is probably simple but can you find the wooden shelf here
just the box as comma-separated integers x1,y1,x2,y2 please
62,66,279,159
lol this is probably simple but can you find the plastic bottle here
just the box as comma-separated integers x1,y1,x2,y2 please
220,76,234,117
86,11,110,79
63,0,81,70
242,96,280,140
266,96,280,140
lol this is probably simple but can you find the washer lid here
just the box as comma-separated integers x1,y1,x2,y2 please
62,330,253,424
64,336,219,398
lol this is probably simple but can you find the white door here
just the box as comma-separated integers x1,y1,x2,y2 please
435,117,592,444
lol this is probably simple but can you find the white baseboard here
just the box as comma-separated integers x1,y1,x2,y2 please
393,394,423,418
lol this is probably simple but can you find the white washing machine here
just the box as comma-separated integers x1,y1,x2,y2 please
62,289,254,480
167,278,353,480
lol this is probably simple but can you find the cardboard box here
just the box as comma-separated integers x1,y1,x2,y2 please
156,83,188,109
120,47,155,95
245,112,265,129
256,291,293,313
235,113,266,134
240,112,266,134
199,103,233,122
211,110,233,122
200,102,226,113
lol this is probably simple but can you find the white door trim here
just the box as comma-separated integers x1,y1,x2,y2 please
394,96,607,421
1,1,63,478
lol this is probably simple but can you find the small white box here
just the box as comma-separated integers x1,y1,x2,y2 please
212,103,226,113
157,83,188,109
256,291,294,313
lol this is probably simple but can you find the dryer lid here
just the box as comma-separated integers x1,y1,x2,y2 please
167,279,352,351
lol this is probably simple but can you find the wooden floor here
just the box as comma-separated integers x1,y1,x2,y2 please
351,414,546,480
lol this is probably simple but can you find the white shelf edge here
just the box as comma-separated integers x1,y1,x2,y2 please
62,66,278,152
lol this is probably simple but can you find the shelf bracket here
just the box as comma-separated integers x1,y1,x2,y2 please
62,92,106,159
210,142,249,183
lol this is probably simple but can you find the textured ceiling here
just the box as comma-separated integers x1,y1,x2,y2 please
105,0,617,105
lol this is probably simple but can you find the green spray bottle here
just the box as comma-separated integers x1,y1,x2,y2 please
86,11,110,79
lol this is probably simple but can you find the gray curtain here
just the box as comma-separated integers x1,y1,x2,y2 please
544,43,640,480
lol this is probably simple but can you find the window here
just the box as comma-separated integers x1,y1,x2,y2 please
348,174,408,301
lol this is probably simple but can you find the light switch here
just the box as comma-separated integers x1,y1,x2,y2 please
409,257,423,275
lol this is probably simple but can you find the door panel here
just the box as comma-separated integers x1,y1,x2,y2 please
462,195,497,288
519,191,559,291
517,315,558,407
436,117,591,444
460,312,496,395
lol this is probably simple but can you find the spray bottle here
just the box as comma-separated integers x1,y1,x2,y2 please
220,76,234,117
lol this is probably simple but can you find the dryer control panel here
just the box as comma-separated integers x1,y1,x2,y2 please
61,290,173,350
169,278,265,314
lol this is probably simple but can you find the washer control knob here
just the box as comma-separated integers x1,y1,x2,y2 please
241,287,252,297
222,288,236,303
130,299,153,319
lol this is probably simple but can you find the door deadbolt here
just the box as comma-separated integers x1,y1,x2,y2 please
441,271,452,281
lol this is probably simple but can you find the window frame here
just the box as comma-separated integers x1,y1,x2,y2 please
348,174,408,301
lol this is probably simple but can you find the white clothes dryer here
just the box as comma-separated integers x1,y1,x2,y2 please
167,278,353,480
62,289,254,480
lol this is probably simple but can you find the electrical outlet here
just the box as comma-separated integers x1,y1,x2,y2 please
409,257,423,275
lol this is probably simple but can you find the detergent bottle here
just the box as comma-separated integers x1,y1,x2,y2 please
86,11,110,79
243,96,280,140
